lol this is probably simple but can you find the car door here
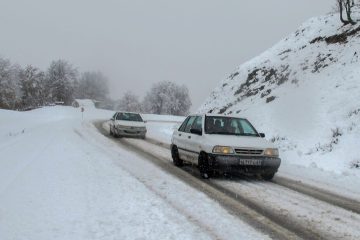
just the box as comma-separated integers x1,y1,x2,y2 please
177,116,196,160
110,112,117,129
172,116,190,151
185,116,203,164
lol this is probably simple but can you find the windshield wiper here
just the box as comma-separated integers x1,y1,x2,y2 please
234,133,258,137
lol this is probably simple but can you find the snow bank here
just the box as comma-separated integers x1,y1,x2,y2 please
198,10,360,176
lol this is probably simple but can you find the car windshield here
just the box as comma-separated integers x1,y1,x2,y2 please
116,112,143,122
205,116,259,136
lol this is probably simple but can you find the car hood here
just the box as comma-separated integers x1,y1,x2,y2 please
115,120,146,127
204,134,275,149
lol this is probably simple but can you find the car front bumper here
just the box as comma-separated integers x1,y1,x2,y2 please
114,127,146,138
208,154,281,174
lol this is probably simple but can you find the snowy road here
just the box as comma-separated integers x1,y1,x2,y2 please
0,106,271,240
98,121,360,240
1,106,360,240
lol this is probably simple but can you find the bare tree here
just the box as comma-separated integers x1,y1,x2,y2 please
0,57,20,109
46,60,78,105
143,81,191,116
76,71,109,101
337,0,356,25
19,65,46,108
116,91,142,112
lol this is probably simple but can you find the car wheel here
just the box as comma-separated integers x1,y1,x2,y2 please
198,152,213,179
171,146,183,167
112,129,120,138
261,172,275,181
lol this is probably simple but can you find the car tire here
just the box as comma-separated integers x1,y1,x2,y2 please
198,152,213,179
261,172,275,181
171,146,183,167
112,129,120,138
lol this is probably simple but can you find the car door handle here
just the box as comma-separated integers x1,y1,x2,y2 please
188,136,191,139
178,134,182,136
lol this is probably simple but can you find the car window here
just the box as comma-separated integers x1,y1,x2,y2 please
239,119,257,135
205,116,258,136
191,116,202,131
116,112,143,122
184,116,197,133
178,117,190,132
112,113,117,119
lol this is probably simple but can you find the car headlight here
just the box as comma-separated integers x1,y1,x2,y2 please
212,146,234,154
263,148,279,157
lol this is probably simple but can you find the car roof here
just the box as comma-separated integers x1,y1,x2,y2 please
188,113,246,119
115,111,141,115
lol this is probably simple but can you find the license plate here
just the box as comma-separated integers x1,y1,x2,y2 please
239,159,262,166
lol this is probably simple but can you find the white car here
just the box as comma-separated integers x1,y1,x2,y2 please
170,114,281,179
109,112,147,139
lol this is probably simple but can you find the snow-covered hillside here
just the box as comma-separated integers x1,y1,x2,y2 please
199,11,360,174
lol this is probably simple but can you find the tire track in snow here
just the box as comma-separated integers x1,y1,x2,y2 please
95,121,301,240
97,121,360,240
77,124,232,240
141,125,360,215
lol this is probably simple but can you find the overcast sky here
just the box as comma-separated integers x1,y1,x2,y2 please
0,0,333,110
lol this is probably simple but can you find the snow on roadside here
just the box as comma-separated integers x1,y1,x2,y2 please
0,106,269,240
142,113,360,201
198,10,360,177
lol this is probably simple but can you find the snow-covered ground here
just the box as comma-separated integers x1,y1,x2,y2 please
197,10,360,181
0,105,269,240
143,114,360,201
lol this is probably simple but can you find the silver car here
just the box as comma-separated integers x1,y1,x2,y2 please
109,112,147,139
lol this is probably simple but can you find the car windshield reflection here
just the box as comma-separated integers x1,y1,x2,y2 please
205,116,259,136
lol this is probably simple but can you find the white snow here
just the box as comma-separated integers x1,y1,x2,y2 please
0,106,268,240
196,10,360,185
102,120,360,239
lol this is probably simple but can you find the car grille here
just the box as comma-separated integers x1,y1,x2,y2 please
234,148,263,155
120,126,145,130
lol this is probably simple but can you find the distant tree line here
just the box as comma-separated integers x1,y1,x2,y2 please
115,81,192,116
0,56,109,110
0,56,192,116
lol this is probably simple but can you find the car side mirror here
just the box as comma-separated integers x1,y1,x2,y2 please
190,128,202,135
259,133,265,138
144,120,147,123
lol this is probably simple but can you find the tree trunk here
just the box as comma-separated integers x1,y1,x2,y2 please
339,0,350,24
345,0,356,25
